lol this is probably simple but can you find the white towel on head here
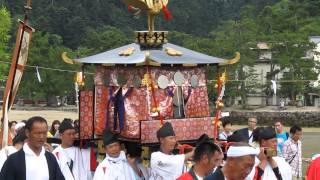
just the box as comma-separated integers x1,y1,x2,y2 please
227,146,259,157
14,122,25,131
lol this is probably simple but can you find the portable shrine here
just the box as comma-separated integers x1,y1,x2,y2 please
62,0,239,145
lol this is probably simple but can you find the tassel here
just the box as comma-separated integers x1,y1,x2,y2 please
178,144,193,154
128,5,133,12
162,4,172,20
90,144,97,171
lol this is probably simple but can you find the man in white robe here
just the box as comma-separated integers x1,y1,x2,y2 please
0,128,26,170
246,126,292,180
93,129,137,180
125,142,150,180
53,119,93,180
150,122,194,180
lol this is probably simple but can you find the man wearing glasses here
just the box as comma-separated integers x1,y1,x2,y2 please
234,117,258,145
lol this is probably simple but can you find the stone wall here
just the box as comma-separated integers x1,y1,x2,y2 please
224,111,320,127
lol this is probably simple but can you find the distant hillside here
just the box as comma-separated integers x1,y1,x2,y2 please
3,0,280,49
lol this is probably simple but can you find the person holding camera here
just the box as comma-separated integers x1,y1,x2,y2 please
246,126,292,180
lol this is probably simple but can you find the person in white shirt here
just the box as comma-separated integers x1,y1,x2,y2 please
0,127,27,170
93,129,137,180
150,122,194,180
125,142,150,180
53,119,93,180
0,116,64,180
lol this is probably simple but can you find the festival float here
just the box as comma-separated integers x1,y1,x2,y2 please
62,0,240,147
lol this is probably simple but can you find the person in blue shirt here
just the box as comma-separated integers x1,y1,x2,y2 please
274,120,289,157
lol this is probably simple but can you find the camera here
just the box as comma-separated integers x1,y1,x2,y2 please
264,148,277,157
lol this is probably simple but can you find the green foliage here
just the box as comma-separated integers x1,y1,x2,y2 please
2,0,320,105
207,5,260,106
260,0,319,100
3,0,282,49
18,32,76,100
81,26,131,55
0,6,11,79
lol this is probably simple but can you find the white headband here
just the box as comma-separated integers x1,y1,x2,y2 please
227,146,259,157
15,122,26,131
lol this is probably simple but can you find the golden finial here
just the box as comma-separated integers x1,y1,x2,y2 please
122,0,171,32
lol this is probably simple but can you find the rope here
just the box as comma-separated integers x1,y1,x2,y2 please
0,60,94,74
0,60,316,82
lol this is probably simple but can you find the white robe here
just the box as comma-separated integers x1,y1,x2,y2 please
0,146,17,170
149,151,185,180
246,156,292,180
135,161,150,180
53,146,92,180
93,151,136,180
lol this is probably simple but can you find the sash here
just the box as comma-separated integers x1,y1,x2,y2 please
105,87,133,132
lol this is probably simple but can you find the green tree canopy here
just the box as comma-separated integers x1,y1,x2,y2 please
0,7,11,80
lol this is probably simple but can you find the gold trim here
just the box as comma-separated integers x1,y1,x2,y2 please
102,63,115,66
61,52,76,64
136,58,161,67
219,52,240,65
182,64,197,67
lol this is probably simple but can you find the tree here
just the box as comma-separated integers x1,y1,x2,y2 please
257,0,319,100
81,26,131,55
208,5,260,107
0,7,11,80
17,31,77,103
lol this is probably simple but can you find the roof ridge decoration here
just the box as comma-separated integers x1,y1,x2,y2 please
218,52,240,65
165,47,182,56
61,52,78,65
119,47,135,56
135,31,168,48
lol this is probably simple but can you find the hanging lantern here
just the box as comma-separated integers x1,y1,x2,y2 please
75,72,85,86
